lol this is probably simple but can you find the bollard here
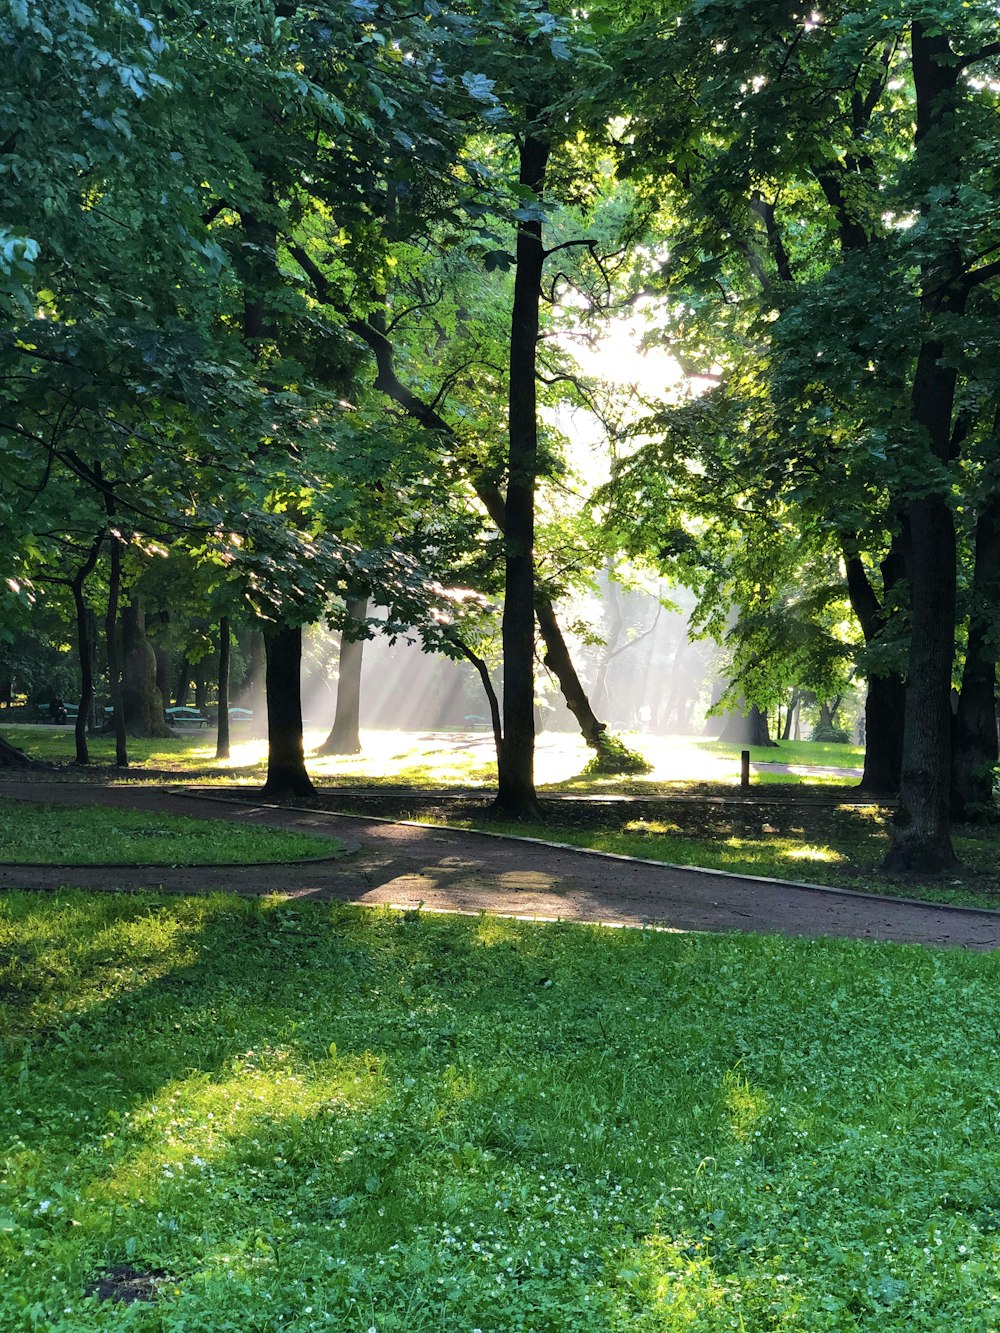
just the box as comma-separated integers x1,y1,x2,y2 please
740,749,750,789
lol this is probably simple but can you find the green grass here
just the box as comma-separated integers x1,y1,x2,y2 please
476,820,1000,910
336,797,1000,911
1,726,865,793
1,893,1000,1330
0,804,338,865
701,739,866,769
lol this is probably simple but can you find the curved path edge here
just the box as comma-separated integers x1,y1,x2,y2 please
0,781,997,951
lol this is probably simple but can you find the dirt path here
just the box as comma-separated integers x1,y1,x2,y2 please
1,781,997,950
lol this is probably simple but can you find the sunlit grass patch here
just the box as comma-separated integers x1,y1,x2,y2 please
3,896,1000,1329
0,803,337,865
1,724,867,795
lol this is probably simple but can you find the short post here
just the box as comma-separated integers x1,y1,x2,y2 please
740,749,750,790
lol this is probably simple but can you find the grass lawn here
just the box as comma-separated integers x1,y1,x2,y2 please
0,804,337,865
357,799,1000,912
1,893,999,1330
0,726,865,793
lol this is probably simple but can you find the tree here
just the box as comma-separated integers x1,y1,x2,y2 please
613,0,1000,864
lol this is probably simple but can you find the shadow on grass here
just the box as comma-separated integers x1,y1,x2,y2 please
5,896,1000,1327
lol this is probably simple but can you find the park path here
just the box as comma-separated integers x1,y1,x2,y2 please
0,781,997,950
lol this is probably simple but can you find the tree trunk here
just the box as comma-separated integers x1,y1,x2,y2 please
0,735,35,766
494,127,549,821
261,623,314,800
153,642,170,706
717,703,776,746
71,530,104,765
216,616,231,761
194,661,209,714
886,500,958,870
535,597,606,747
318,595,368,756
861,673,906,795
843,548,906,794
246,629,266,717
781,691,799,741
885,23,965,871
173,657,190,708
105,533,128,768
951,491,1000,819
86,609,99,732
122,599,171,738
73,582,94,766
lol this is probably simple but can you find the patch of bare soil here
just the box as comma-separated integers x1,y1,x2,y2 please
85,1265,171,1305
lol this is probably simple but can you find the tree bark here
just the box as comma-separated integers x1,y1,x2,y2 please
318,594,368,756
105,532,128,768
717,703,776,746
194,660,209,714
86,609,99,732
260,623,314,800
71,530,104,765
951,491,1000,819
843,548,906,794
173,657,190,708
781,691,799,741
122,598,171,738
0,735,35,766
535,596,607,748
884,22,965,871
494,127,549,821
216,616,231,761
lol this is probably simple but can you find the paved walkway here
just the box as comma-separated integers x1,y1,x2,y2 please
0,782,997,950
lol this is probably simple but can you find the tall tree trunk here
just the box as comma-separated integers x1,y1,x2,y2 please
782,691,799,741
86,609,99,732
718,702,776,746
261,623,314,800
71,530,104,765
494,127,549,820
246,629,266,718
887,499,958,869
153,643,170,706
194,661,209,714
173,657,190,708
951,490,1000,819
885,22,965,871
216,616,231,761
122,598,171,738
535,596,607,748
105,532,128,768
843,548,906,794
861,674,907,795
319,595,368,756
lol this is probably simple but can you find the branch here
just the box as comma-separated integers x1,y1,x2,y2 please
451,636,503,753
543,237,597,259
606,600,663,662
959,40,1000,68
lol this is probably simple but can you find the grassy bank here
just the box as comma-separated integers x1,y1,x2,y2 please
0,726,865,792
0,893,998,1330
0,804,337,865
